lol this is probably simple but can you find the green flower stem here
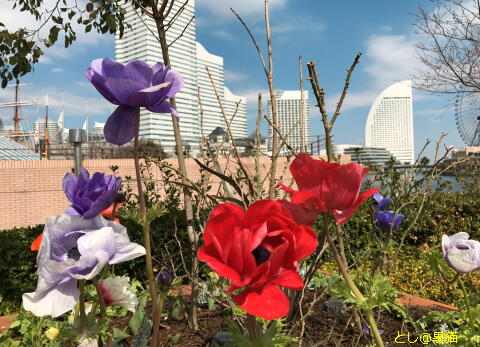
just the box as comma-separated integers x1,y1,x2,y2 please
78,280,88,336
92,278,107,318
246,314,259,341
133,108,159,347
322,213,384,347
92,278,113,347
459,277,473,325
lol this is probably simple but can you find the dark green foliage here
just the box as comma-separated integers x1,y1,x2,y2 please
0,224,43,315
1,0,130,87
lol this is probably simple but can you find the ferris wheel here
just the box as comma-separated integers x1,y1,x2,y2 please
455,92,480,146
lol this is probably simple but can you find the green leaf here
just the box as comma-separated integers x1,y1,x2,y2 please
52,16,63,25
128,308,145,336
68,11,76,20
85,24,92,33
112,328,130,342
170,333,181,345
48,26,60,45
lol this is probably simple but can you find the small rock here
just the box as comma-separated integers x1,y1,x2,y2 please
325,299,345,314
211,331,232,346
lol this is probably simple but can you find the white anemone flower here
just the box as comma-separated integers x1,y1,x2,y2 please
99,276,138,312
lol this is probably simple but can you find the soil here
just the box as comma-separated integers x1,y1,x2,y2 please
106,291,452,347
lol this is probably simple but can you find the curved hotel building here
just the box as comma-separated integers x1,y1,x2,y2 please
365,80,414,164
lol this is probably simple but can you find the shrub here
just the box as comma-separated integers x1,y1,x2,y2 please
0,225,43,315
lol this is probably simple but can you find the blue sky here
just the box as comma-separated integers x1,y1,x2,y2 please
0,0,463,158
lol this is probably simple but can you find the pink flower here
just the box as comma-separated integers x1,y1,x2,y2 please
99,276,137,312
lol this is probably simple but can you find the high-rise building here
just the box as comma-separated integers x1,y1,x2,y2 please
224,87,247,138
115,2,247,154
267,91,310,155
365,80,414,164
33,111,64,143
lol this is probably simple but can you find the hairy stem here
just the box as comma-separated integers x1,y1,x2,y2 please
149,0,198,331
78,280,88,336
133,109,159,346
246,314,259,340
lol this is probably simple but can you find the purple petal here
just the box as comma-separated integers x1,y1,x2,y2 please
163,69,184,99
103,78,147,105
104,105,138,145
83,189,117,219
124,60,153,84
146,101,179,116
86,71,121,104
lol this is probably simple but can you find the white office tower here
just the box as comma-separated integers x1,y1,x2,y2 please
267,91,310,155
365,80,414,164
196,42,224,137
115,2,248,154
224,87,247,138
115,1,198,152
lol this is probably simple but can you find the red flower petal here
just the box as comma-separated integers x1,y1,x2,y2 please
271,269,304,290
290,153,338,193
101,204,121,218
198,246,243,284
293,225,318,260
233,284,290,320
331,187,379,224
31,233,43,251
323,163,370,211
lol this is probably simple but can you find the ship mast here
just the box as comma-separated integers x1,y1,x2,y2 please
0,81,36,141
43,95,49,159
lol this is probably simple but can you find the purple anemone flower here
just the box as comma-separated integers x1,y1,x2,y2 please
362,325,384,335
22,214,145,317
372,210,405,231
63,168,121,219
442,232,480,274
372,192,393,210
84,58,184,145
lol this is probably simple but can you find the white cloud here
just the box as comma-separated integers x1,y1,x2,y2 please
224,69,248,83
338,33,421,112
270,18,325,35
212,29,234,40
51,68,63,73
233,87,270,117
0,87,111,123
326,90,379,113
364,34,419,87
198,0,287,21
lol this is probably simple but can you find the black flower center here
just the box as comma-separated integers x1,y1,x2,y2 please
68,247,81,261
252,246,270,266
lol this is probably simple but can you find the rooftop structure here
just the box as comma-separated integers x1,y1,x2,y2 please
0,137,38,160
343,146,397,167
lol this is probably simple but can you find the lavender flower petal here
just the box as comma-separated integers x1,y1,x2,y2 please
442,232,480,273
22,214,145,317
104,105,138,145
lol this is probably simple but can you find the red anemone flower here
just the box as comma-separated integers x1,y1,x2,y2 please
31,233,43,251
197,200,317,320
281,153,378,225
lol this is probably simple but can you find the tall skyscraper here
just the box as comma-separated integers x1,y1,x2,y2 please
365,80,414,164
115,2,247,153
267,91,310,155
224,86,247,138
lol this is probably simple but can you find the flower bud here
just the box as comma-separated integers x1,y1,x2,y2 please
45,327,60,341
156,269,175,287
